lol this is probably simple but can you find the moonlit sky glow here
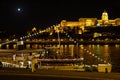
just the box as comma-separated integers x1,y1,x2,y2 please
0,0,120,34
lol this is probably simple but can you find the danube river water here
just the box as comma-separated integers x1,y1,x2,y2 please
0,69,119,80
49,44,120,72
84,44,120,72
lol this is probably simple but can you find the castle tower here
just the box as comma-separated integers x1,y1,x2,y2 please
102,10,109,21
101,10,109,25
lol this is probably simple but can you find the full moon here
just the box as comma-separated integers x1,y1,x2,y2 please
17,8,21,11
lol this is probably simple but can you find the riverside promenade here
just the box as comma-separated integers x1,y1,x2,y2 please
0,68,120,80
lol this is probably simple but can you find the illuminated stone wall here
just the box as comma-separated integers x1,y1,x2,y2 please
115,18,120,26
79,18,97,26
60,18,97,32
60,11,120,32
60,20,81,28
60,18,97,28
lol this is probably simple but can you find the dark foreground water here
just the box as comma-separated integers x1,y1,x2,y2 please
0,68,119,80
0,75,94,80
0,70,116,80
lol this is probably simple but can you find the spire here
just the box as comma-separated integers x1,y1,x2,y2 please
104,9,107,13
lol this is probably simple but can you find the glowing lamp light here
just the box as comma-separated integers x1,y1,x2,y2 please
80,57,84,60
17,41,24,45
28,61,32,65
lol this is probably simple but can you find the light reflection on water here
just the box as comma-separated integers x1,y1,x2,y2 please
52,44,120,72
2,44,120,72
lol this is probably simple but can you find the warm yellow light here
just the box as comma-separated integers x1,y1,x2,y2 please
32,27,37,32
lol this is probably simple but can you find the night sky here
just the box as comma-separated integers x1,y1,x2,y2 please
0,0,120,34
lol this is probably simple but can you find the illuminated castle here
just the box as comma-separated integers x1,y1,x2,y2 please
60,10,120,33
